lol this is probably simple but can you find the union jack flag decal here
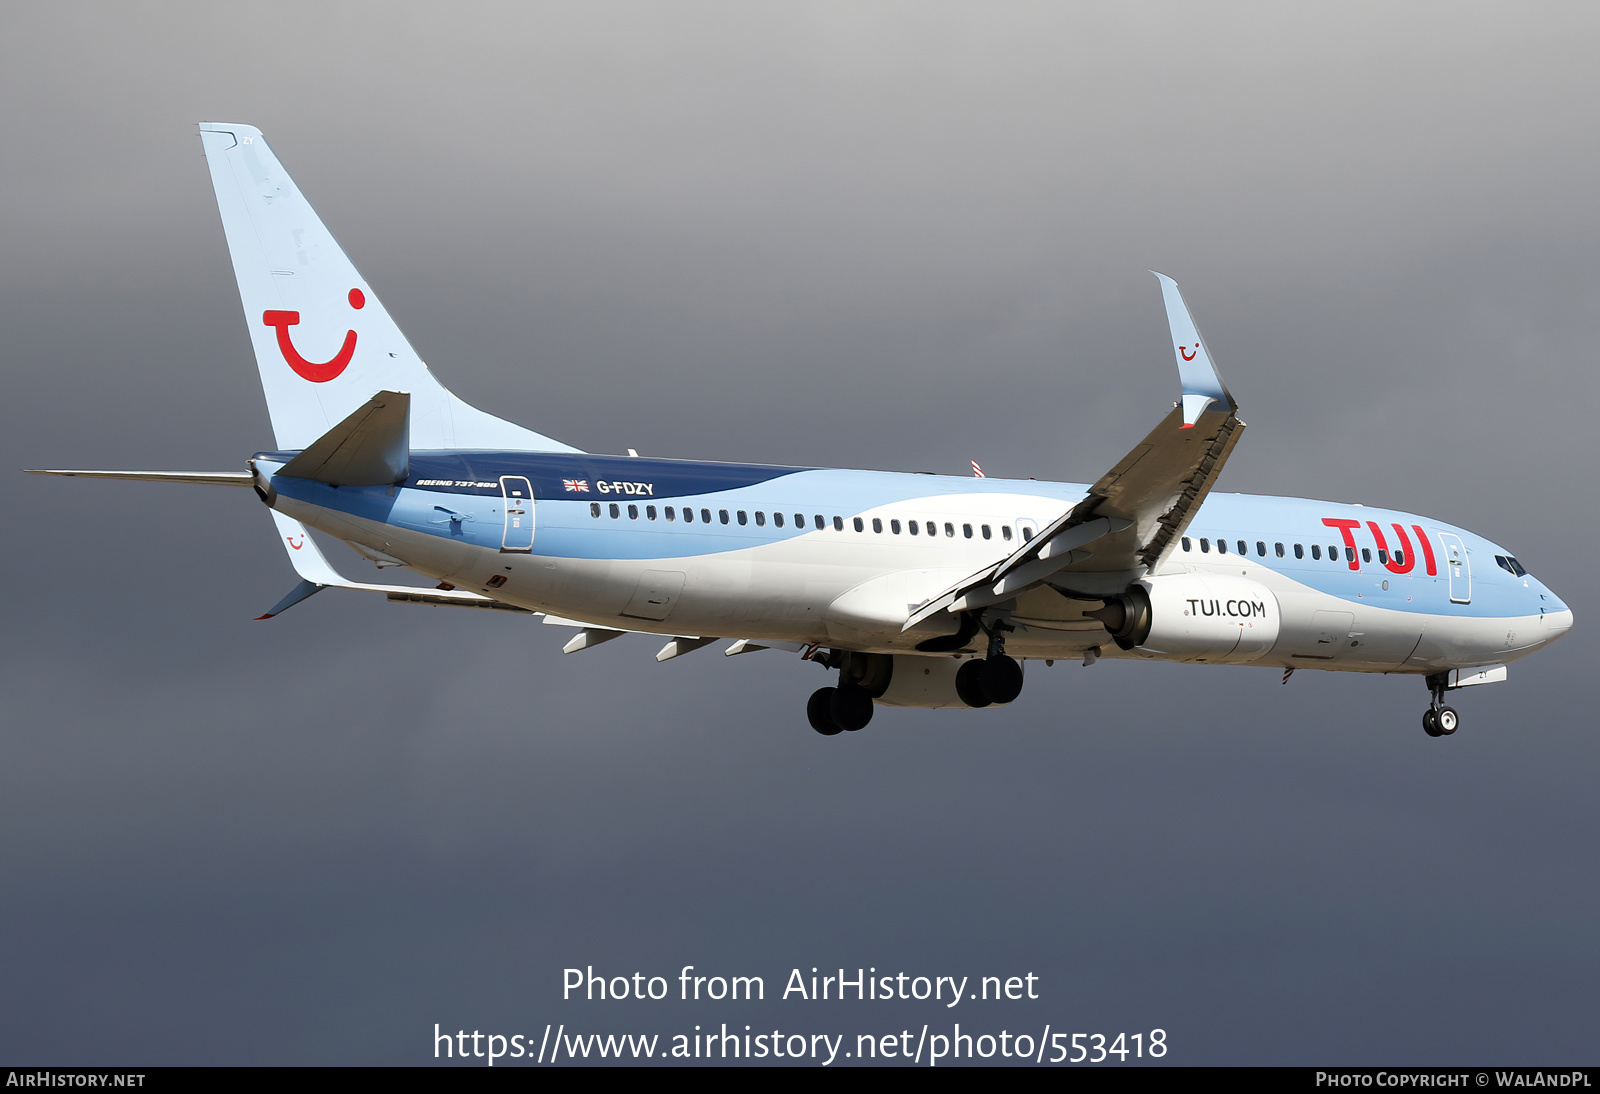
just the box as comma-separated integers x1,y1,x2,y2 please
562,479,589,493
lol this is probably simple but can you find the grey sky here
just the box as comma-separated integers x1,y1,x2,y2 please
3,2,1596,1064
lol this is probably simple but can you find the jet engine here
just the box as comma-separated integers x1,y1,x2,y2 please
843,653,993,709
1089,573,1281,663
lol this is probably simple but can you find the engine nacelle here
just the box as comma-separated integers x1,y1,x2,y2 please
1093,573,1280,663
856,654,993,709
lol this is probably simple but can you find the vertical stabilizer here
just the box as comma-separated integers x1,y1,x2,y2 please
198,122,581,454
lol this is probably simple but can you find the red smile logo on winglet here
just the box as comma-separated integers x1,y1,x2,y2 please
262,288,365,383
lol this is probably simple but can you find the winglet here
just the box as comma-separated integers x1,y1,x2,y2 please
1151,272,1235,426
258,509,505,617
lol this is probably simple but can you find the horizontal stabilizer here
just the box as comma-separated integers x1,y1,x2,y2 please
279,390,409,486
26,469,255,486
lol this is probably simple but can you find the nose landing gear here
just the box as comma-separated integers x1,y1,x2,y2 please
1422,673,1459,738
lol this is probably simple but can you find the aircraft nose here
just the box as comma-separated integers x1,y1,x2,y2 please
1540,607,1574,645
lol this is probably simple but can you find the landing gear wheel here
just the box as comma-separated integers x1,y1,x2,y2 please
1435,706,1459,735
1423,709,1442,737
979,655,1024,705
955,660,992,708
831,685,874,732
807,688,843,735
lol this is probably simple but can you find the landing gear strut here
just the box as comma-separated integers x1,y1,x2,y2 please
1422,673,1459,738
955,618,1024,708
806,651,887,735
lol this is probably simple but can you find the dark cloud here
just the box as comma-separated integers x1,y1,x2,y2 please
2,1,1595,1064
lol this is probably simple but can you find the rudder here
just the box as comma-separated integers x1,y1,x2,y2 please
198,122,580,454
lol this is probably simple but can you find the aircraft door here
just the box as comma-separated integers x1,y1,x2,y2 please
500,476,535,552
1439,532,1470,603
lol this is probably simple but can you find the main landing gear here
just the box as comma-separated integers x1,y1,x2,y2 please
1422,673,1459,738
954,616,1024,708
807,650,890,736
806,684,872,735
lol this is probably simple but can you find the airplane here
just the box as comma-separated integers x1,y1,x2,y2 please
28,123,1574,739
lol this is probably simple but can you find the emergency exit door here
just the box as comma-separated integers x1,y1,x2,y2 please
500,476,535,552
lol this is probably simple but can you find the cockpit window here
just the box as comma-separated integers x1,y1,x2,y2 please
1496,554,1528,577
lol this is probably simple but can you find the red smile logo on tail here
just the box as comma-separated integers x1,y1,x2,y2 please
1180,343,1199,362
262,288,366,383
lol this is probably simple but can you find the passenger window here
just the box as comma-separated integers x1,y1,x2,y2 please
720,510,730,524
1275,542,1284,557
754,511,765,526
646,505,657,520
736,510,748,525
627,504,638,519
1294,543,1304,559
1312,544,1321,560
1394,550,1404,566
702,509,712,523
794,513,804,528
873,518,883,533
926,522,936,536
833,516,844,531
1021,526,1034,542
665,506,675,521
814,514,824,530
891,519,902,534
1345,547,1356,563
1001,526,1013,541
981,525,992,539
1377,548,1387,563
908,520,918,536
1361,548,1371,563
1237,540,1247,555
590,502,601,518
853,517,864,532
1256,541,1266,556
609,503,620,519
1218,539,1228,554
683,507,694,523
963,523,973,539
944,522,955,537
1182,537,1191,552
1200,538,1210,553
773,511,783,527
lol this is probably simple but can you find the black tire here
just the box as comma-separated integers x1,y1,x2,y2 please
1436,706,1459,735
831,685,874,732
807,688,843,735
979,655,1024,705
1423,709,1443,737
955,659,991,708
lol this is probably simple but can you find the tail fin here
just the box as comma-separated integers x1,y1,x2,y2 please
198,123,580,454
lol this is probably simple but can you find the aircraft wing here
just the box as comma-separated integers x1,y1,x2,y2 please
906,273,1244,627
257,509,529,617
